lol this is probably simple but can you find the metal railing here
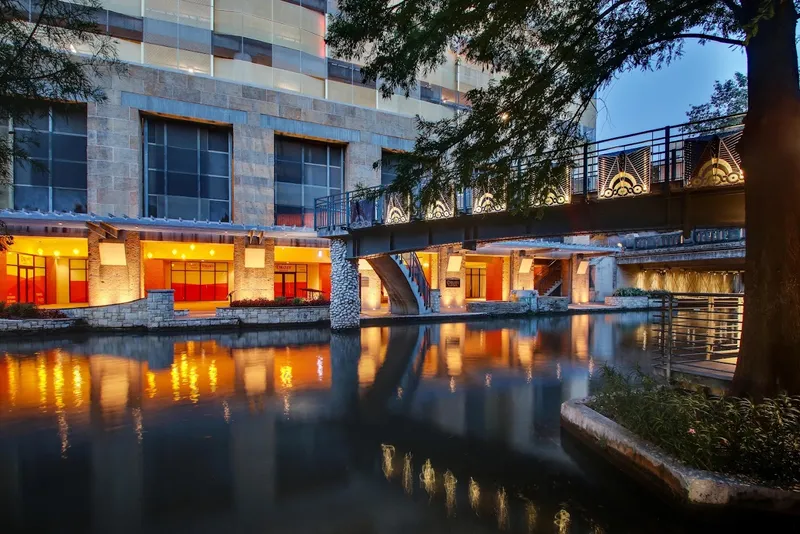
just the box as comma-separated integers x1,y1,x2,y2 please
395,252,431,310
651,292,743,380
314,114,746,233
630,228,746,250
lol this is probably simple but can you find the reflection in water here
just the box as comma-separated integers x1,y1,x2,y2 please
1,313,771,533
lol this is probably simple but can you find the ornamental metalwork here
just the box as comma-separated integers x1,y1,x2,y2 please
684,130,744,189
598,147,650,199
533,166,572,207
472,190,506,214
385,191,410,225
424,191,456,220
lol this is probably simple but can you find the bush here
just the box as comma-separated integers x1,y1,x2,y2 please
612,287,648,297
0,302,67,320
230,297,330,308
589,367,800,488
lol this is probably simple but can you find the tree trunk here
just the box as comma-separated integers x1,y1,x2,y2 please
732,0,800,398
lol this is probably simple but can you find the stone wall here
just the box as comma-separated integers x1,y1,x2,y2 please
430,289,441,313
570,256,590,304
63,289,175,328
537,296,570,313
88,231,142,306
437,247,465,308
232,123,275,226
329,238,360,330
465,301,531,315
510,251,534,292
233,237,275,300
604,296,651,309
0,318,77,333
216,305,329,325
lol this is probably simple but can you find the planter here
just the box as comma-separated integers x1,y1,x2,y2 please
216,305,330,326
604,296,650,309
561,398,800,514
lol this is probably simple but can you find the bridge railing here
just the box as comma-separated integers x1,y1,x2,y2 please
314,114,746,233
629,228,746,250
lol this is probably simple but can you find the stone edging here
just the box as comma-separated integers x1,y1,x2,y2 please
560,398,800,513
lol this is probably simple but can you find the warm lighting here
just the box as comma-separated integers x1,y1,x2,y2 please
209,249,215,256
403,453,414,495
423,262,429,267
181,254,186,260
280,365,293,389
519,257,533,274
444,470,457,517
172,249,177,255
37,248,43,255
72,248,79,255
189,244,195,251
147,252,153,259
245,247,265,268
577,260,590,275
381,444,395,479
500,112,510,122
99,242,126,266
53,250,60,257
469,478,480,511
318,249,323,258
555,509,571,534
420,459,436,496
446,255,462,272
497,487,509,529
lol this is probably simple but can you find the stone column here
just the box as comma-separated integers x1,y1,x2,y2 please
329,238,360,330
344,142,381,190
88,231,141,306
437,247,465,309
359,265,382,311
501,256,511,301
570,255,590,304
233,237,275,301
232,124,275,226
430,289,441,313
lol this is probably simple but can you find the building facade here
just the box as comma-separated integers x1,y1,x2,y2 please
0,0,598,310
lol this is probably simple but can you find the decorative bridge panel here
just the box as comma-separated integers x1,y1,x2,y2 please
684,130,744,189
424,190,456,221
384,191,411,225
534,166,572,207
598,147,651,199
472,189,506,214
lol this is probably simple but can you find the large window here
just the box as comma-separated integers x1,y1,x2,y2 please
275,137,343,227
171,261,229,302
465,267,486,299
14,104,87,213
381,151,399,186
4,252,46,305
144,118,232,222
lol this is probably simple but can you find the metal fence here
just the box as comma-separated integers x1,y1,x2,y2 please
651,293,743,380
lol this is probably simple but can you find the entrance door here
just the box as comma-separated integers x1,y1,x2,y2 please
18,267,35,304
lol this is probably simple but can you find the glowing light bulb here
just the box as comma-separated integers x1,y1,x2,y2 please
500,112,510,122
37,248,43,255
318,250,323,257
72,248,79,255
190,244,196,251
172,249,177,255
147,252,153,259
53,250,60,257
209,249,215,256
181,254,186,260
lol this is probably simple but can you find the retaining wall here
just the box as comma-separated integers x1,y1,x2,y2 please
217,305,330,325
465,301,531,314
0,318,77,333
604,296,651,309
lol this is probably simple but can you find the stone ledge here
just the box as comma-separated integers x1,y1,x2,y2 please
560,398,800,514
217,305,330,326
465,301,530,315
0,318,78,333
603,296,651,309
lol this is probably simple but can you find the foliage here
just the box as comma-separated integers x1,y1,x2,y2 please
590,367,800,488
230,297,331,308
685,72,748,133
0,302,67,319
327,0,759,212
612,287,648,297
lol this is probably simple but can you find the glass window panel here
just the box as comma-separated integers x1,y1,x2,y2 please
148,123,165,144
166,122,198,148
243,37,272,67
14,186,49,211
148,144,165,169
167,146,198,174
209,200,230,222
276,182,302,206
14,159,49,186
16,133,49,159
304,144,327,165
52,105,87,134
166,195,199,219
52,188,87,213
52,134,86,161
275,161,302,184
272,44,302,72
149,195,166,217
329,146,343,166
167,172,198,196
149,170,166,194
216,263,228,272
276,138,303,162
304,164,327,186
303,186,327,208
200,175,229,200
327,60,353,84
206,127,229,152
52,162,87,189
329,167,342,190
200,151,229,176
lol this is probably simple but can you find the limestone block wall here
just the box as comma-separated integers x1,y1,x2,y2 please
88,231,142,306
233,237,275,300
233,124,275,226
437,247,465,309
0,318,77,333
345,142,382,190
216,306,329,325
430,289,441,313
329,238,360,330
359,267,382,311
63,289,175,328
465,301,530,314
570,256,590,304
510,251,534,292
537,297,570,312
604,296,650,309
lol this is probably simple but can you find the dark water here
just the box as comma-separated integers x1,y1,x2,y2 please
0,313,795,533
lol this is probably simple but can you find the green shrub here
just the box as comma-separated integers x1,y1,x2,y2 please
612,287,648,297
292,297,303,305
646,289,672,298
0,303,67,319
589,367,800,488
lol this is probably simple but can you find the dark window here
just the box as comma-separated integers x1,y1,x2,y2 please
275,136,344,228
144,118,232,222
243,37,272,66
327,59,353,84
466,268,486,299
381,151,400,186
419,83,441,104
13,103,87,213
212,33,242,59
107,11,144,41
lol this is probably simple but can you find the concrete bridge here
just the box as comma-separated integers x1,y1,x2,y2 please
317,118,747,328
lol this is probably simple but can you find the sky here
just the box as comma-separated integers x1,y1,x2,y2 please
596,40,747,140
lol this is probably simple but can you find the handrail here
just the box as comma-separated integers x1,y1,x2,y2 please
396,252,431,310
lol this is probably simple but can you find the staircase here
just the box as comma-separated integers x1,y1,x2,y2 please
535,260,563,297
366,252,431,315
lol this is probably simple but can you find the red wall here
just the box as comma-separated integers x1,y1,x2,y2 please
319,263,331,299
45,258,57,305
0,252,6,304
486,258,503,301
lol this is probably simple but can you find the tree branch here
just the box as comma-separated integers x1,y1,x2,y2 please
674,32,745,46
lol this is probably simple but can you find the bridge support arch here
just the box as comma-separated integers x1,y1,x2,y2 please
330,238,361,330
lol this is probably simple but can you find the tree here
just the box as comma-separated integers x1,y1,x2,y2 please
328,0,800,398
685,71,748,132
0,0,122,251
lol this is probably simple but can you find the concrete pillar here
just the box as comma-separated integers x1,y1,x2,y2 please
345,142,382,190
233,237,275,301
232,124,275,226
88,231,141,306
329,238,360,330
437,247,465,309
568,255,590,304
510,251,534,292
561,259,572,301
501,256,511,300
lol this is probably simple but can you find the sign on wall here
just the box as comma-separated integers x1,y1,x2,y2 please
361,275,370,287
445,278,461,288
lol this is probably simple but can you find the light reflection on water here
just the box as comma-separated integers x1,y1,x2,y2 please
0,313,767,533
